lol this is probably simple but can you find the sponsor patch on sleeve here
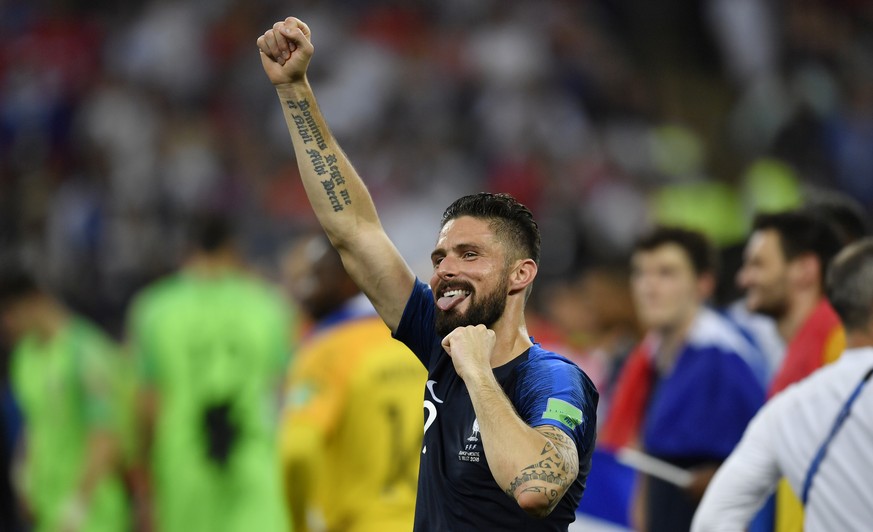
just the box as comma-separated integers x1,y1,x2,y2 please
542,398,583,430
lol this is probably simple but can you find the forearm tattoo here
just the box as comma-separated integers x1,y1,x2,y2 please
286,98,352,212
505,427,579,514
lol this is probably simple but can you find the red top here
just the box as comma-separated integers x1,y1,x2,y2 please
768,298,844,398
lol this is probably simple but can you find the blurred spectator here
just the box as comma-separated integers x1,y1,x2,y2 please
693,237,873,532
601,227,766,532
737,211,845,396
735,209,845,531
0,263,132,532
278,234,426,532
126,214,292,532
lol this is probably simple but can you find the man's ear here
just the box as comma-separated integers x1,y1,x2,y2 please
696,271,716,301
789,253,820,289
509,259,538,295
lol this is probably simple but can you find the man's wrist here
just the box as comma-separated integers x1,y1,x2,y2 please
460,364,498,390
275,78,310,97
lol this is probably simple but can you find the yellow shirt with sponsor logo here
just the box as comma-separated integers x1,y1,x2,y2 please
280,315,426,532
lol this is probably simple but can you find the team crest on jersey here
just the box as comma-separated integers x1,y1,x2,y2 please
458,417,481,463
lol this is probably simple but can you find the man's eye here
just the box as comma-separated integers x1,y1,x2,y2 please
433,257,443,267
463,252,476,259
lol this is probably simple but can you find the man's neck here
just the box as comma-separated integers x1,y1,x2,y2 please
777,290,822,342
185,248,241,276
32,300,69,343
654,308,699,373
490,308,534,368
845,328,873,350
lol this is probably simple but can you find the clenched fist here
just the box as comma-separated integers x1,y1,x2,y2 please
257,17,313,86
441,324,497,381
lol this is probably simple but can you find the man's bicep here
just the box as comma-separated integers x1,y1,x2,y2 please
335,228,416,332
535,425,580,481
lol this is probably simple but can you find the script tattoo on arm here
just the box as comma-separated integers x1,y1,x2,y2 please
285,98,353,212
504,426,580,517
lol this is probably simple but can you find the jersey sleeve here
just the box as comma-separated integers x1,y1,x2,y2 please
264,291,294,377
691,397,785,531
77,328,122,429
126,290,162,385
282,359,346,438
392,278,438,369
515,353,598,454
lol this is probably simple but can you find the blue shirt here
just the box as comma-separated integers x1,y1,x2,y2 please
394,279,598,531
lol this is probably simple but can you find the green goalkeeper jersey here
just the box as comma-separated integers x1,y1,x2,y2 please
128,271,292,532
11,317,131,532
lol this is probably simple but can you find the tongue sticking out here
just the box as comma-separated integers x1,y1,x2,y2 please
437,291,469,311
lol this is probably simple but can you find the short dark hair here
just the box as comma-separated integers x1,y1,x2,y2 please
752,210,842,282
0,264,39,311
188,213,236,253
826,237,873,332
633,227,717,276
803,192,871,247
441,193,541,264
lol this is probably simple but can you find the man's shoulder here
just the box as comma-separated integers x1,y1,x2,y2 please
519,345,599,406
783,348,873,401
687,308,757,353
524,345,585,375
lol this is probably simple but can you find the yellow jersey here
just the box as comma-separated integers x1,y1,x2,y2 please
280,314,426,532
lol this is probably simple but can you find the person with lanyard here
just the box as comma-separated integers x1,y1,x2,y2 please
692,237,873,531
735,210,845,530
257,17,598,531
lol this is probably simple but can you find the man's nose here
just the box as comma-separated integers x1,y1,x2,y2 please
436,256,458,278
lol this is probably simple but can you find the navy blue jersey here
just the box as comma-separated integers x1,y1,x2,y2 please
395,279,598,531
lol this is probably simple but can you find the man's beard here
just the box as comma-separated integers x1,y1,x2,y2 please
435,278,509,337
746,285,789,320
748,297,788,320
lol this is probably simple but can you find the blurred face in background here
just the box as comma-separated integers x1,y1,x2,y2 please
737,229,790,318
282,237,352,322
631,243,708,333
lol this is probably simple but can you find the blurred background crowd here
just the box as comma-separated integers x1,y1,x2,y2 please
1,0,872,530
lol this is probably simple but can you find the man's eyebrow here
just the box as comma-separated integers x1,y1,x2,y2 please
430,243,483,262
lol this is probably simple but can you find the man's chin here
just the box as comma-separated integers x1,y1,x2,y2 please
746,299,783,319
435,310,468,337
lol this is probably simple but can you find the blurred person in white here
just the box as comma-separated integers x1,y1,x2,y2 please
692,237,873,531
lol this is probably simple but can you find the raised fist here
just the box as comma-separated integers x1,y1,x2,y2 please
257,17,313,86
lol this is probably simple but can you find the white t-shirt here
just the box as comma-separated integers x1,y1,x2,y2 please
692,347,873,532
